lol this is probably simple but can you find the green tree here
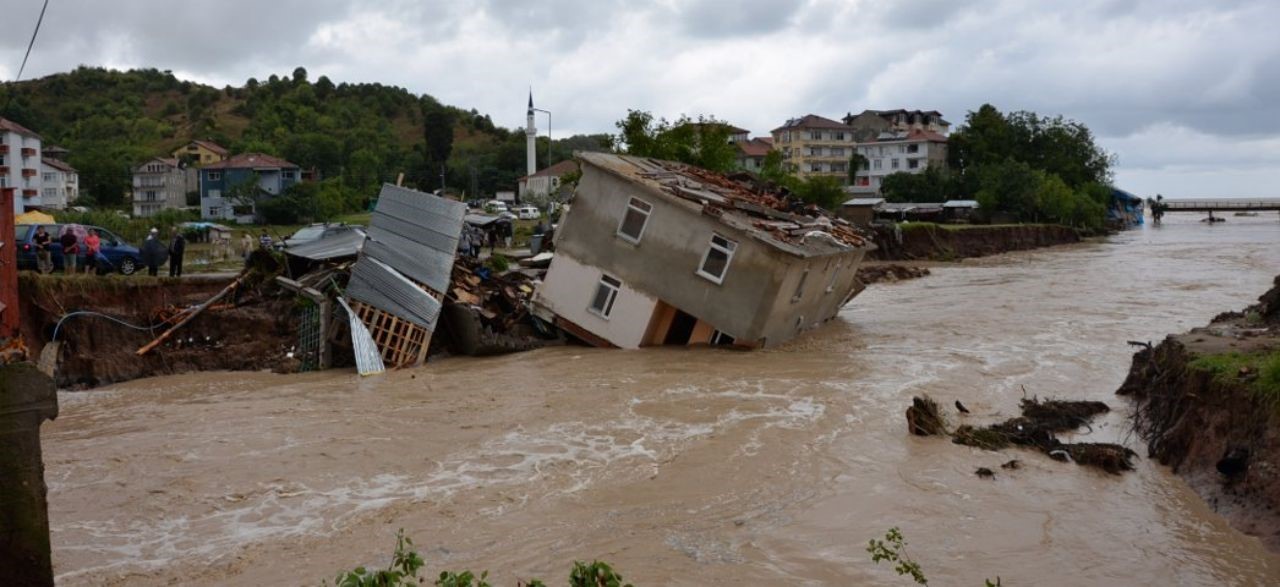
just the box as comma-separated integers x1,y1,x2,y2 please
880,167,952,203
848,152,869,183
611,110,738,172
794,175,846,210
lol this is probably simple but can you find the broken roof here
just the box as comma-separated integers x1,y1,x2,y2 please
284,228,367,261
576,152,871,258
362,183,466,294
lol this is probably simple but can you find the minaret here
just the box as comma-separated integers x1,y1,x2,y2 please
525,91,538,177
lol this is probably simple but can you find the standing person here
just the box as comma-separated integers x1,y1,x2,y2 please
258,230,273,250
141,228,165,276
33,225,53,274
168,227,187,277
240,232,254,261
502,222,513,249
487,226,498,254
83,229,102,275
60,226,79,275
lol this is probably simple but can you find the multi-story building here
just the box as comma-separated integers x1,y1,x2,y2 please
849,129,949,195
173,140,229,167
1,117,44,214
842,109,951,142
199,153,300,222
770,115,857,182
39,157,79,210
132,157,189,217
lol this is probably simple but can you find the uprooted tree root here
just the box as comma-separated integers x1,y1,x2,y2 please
910,395,1137,475
905,395,948,436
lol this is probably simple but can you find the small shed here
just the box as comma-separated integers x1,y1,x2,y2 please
839,197,885,227
942,200,979,222
875,202,946,223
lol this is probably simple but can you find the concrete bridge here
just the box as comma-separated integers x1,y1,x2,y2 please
1158,198,1280,212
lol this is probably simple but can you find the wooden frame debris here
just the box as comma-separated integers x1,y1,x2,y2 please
350,299,431,367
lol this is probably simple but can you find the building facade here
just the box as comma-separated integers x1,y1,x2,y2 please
199,153,301,222
532,152,870,350
1,117,43,214
518,159,579,201
843,109,951,142
770,115,857,182
850,129,949,195
132,157,189,217
39,157,78,210
173,140,229,167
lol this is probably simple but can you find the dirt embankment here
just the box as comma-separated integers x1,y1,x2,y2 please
18,274,299,389
870,223,1081,261
1119,276,1280,551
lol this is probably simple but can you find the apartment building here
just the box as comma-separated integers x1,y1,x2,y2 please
849,129,949,195
39,157,79,210
770,115,857,182
0,117,43,214
843,109,951,142
132,157,190,217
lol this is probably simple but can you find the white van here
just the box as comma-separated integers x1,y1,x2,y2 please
484,200,509,214
515,206,541,220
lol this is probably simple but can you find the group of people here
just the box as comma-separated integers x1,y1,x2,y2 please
457,221,514,258
31,224,102,275
139,227,187,277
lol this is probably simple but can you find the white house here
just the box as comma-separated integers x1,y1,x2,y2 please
849,129,948,195
40,157,79,210
132,157,190,217
517,159,579,201
1,117,43,214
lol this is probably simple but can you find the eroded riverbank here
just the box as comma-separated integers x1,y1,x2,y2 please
42,216,1280,585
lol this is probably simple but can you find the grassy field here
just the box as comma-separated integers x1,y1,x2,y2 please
1189,350,1280,407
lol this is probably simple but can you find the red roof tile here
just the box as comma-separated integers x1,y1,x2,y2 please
41,157,77,173
0,117,42,140
771,114,854,133
203,152,299,170
189,140,229,156
736,138,774,158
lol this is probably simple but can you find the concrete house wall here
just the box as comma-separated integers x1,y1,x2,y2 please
538,159,867,348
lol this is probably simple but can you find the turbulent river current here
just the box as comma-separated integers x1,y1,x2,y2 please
43,215,1280,585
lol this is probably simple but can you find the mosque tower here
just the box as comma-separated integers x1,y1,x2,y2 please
526,91,537,176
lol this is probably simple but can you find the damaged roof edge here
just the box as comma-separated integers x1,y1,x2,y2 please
575,152,871,259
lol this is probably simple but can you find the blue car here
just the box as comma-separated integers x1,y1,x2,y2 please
13,224,143,275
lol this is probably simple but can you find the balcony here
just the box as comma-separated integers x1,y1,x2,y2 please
0,144,8,154
22,168,38,178
0,166,8,175
21,147,36,158
23,188,38,198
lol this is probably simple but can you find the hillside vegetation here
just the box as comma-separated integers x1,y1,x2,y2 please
0,66,608,210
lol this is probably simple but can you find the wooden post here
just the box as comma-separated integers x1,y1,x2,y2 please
136,273,244,356
1,189,19,341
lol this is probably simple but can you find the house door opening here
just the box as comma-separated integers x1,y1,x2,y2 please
663,310,698,345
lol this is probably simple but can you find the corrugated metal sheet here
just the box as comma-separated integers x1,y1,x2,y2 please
283,229,367,261
362,238,453,293
336,297,385,376
346,256,442,330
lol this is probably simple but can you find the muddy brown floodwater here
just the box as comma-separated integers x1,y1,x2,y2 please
43,216,1280,586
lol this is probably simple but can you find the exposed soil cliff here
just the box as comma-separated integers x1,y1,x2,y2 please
1119,276,1280,551
18,274,299,389
870,223,1081,261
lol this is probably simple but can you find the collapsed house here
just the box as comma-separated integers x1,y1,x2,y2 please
343,184,466,368
531,152,873,349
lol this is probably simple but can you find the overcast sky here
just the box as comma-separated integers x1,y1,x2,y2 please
3,0,1278,197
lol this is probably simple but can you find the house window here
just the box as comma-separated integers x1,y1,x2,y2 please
810,131,823,140
283,171,295,180
835,132,845,140
42,173,55,182
208,207,221,217
710,330,735,346
810,163,823,172
831,147,845,156
907,144,919,154
207,171,222,181
697,234,737,284
617,197,652,244
873,159,882,170
908,159,920,170
892,159,900,169
792,268,809,303
588,274,622,318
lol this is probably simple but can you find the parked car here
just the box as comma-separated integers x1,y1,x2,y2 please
279,223,365,249
484,200,509,214
515,205,541,220
14,224,143,275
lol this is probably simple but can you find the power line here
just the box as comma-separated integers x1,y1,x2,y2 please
14,0,50,83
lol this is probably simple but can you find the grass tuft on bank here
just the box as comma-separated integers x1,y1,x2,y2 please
1189,351,1280,407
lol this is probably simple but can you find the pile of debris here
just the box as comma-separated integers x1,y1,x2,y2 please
436,257,556,356
909,393,1137,475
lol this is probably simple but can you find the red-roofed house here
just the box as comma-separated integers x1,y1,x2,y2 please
173,140,229,166
850,128,949,195
199,153,301,222
735,137,774,172
518,159,580,201
1,116,45,214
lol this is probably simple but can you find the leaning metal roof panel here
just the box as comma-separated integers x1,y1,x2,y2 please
362,237,454,294
283,229,367,261
346,256,442,330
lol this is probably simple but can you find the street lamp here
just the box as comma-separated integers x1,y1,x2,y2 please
533,108,551,169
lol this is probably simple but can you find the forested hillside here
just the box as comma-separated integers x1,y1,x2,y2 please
0,66,608,208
